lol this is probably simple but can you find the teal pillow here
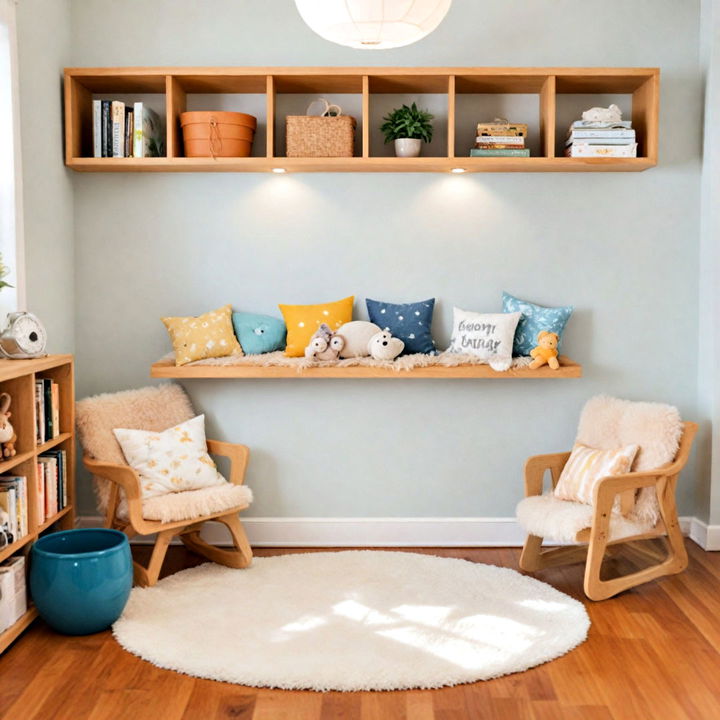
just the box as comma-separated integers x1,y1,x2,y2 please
502,292,573,357
232,312,286,355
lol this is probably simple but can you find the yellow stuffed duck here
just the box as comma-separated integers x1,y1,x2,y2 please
529,330,560,370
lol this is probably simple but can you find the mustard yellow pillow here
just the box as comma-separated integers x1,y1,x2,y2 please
162,304,243,366
279,296,354,357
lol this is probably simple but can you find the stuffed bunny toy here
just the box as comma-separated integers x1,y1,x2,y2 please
304,323,345,361
368,330,404,361
0,392,17,458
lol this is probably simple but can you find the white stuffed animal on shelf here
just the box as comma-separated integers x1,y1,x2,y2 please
304,323,345,362
368,330,404,361
581,103,622,123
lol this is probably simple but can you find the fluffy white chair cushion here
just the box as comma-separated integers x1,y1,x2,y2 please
516,494,654,544
141,483,253,523
576,395,682,524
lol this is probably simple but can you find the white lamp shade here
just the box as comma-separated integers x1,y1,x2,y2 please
294,0,452,50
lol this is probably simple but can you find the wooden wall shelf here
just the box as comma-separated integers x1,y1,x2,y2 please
0,355,76,655
150,356,582,379
64,66,659,174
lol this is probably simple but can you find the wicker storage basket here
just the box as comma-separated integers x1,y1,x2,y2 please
286,115,356,158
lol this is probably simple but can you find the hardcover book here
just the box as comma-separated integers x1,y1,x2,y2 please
111,101,125,158
470,148,530,157
92,100,102,158
566,143,638,158
133,103,165,158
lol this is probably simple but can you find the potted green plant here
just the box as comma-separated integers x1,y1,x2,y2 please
380,102,434,157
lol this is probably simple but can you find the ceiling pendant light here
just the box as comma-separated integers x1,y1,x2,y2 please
294,0,452,50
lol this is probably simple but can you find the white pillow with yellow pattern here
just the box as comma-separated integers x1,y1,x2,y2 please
113,415,226,499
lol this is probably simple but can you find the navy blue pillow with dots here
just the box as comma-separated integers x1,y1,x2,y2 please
366,298,437,355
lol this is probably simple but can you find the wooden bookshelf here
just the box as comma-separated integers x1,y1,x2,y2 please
0,355,75,655
150,356,582,379
64,66,658,173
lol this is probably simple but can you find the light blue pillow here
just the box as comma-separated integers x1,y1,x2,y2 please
232,312,286,355
366,298,437,355
502,292,573,357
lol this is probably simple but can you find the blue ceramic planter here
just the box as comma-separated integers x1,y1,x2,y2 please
30,528,133,635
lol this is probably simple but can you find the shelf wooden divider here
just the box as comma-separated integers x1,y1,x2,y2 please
266,75,275,158
540,75,556,159
166,75,186,159
0,355,76,655
150,356,582,380
447,75,456,159
63,66,659,173
362,75,370,158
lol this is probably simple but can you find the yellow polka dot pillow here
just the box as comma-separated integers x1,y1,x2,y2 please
162,304,242,366
279,296,354,357
553,443,639,506
113,415,226,499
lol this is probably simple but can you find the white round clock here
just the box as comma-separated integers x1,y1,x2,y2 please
0,312,48,359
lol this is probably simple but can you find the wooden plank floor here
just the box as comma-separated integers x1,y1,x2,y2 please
1,541,719,720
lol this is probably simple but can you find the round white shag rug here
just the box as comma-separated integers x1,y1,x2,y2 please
113,551,590,691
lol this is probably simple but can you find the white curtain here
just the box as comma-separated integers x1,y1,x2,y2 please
0,0,23,316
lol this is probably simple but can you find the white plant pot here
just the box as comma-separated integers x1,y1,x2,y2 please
394,138,422,158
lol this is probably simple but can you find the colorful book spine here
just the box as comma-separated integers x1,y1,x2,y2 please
101,100,112,158
567,129,635,141
0,487,15,543
124,109,134,157
0,477,26,539
51,381,60,438
93,100,102,158
35,379,45,444
37,461,45,522
475,135,525,145
566,143,637,158
111,101,125,158
43,379,53,441
470,148,530,157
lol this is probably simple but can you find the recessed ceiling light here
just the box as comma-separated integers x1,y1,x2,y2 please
272,168,287,174
451,168,466,174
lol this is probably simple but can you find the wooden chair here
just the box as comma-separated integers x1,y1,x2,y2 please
518,420,697,601
76,385,253,587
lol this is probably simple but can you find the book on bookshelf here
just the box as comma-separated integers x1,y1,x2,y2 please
565,143,638,158
133,103,165,158
474,135,525,146
111,101,125,158
0,555,27,632
39,449,67,520
566,128,636,143
36,460,45,521
124,108,134,158
0,477,28,541
93,100,102,158
102,100,112,157
570,119,632,130
35,379,60,443
470,148,530,157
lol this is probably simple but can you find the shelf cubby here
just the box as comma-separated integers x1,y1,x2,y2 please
64,67,659,173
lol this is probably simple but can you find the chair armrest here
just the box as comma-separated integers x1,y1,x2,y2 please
524,452,571,497
82,456,145,527
206,439,250,486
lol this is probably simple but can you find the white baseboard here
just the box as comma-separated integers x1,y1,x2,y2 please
77,515,719,550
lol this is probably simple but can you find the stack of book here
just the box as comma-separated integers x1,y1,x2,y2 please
565,120,637,157
35,378,60,444
0,556,27,632
470,120,530,157
38,450,68,522
0,476,28,544
92,100,165,158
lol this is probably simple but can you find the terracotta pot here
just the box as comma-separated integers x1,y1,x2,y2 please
180,111,257,158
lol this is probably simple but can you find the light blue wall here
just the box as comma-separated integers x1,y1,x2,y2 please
16,0,74,353
30,0,709,517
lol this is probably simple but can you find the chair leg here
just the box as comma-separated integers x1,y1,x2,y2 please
584,491,688,602
520,534,588,571
134,528,174,588
180,512,253,570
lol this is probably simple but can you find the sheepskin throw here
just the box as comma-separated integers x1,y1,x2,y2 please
76,384,195,515
141,484,252,523
576,395,682,524
516,395,683,543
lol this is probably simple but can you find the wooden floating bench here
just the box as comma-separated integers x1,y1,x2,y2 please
150,356,582,379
